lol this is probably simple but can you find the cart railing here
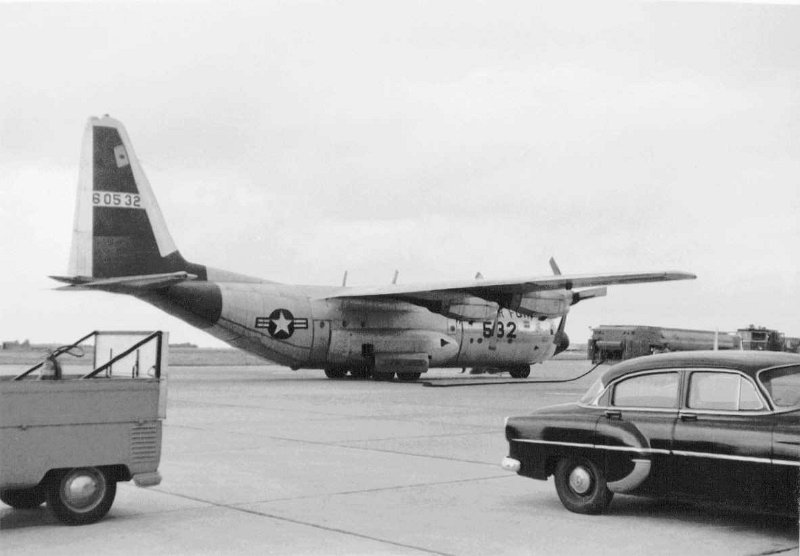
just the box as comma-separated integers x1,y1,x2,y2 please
13,331,165,381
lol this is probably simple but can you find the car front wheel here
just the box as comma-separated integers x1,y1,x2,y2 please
46,467,116,525
554,457,613,514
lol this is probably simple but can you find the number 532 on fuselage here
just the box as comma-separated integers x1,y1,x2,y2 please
51,116,696,382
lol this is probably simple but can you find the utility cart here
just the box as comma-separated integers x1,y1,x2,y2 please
0,331,167,525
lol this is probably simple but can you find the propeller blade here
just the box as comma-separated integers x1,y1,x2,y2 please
488,306,502,351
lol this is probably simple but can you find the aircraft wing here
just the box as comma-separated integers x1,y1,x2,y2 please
318,270,695,307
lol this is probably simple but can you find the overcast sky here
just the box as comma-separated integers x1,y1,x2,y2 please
1,1,798,350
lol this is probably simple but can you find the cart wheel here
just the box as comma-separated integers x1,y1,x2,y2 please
1,486,46,509
46,467,116,525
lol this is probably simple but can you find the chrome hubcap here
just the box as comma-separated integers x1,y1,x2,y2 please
568,466,592,495
62,469,105,512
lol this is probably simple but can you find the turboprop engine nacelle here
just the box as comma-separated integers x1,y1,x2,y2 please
508,290,573,318
505,286,608,319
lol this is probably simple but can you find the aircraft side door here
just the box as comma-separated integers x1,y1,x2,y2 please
309,319,332,366
446,319,463,360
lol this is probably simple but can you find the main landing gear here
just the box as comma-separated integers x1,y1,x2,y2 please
468,365,531,379
323,366,422,382
507,365,531,379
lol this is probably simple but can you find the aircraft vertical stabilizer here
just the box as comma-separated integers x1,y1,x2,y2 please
65,116,199,281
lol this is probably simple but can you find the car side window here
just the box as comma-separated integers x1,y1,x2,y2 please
611,372,679,409
687,372,764,411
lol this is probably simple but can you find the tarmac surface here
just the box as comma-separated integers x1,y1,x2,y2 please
2,359,798,555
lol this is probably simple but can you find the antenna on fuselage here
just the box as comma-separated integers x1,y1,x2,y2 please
392,270,399,284
342,270,348,287
475,272,484,280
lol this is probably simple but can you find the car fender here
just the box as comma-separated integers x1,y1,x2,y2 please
595,419,653,494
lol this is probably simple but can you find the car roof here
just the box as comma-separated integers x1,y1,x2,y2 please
601,350,800,385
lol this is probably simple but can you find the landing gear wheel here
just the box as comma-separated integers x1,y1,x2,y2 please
372,372,395,381
553,457,613,515
396,373,422,382
508,366,530,379
1,486,46,509
349,367,371,380
324,367,346,379
46,467,116,525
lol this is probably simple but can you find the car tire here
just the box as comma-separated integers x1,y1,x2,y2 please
396,372,422,382
1,486,46,509
508,366,530,379
554,457,614,514
46,467,116,526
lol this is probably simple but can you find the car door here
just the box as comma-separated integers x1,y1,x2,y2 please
671,370,773,506
595,370,680,496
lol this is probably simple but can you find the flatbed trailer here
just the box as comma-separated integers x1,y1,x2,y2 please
0,331,167,525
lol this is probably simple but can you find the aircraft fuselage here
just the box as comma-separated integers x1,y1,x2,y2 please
144,275,556,372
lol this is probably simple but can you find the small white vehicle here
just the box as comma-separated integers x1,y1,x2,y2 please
0,331,167,525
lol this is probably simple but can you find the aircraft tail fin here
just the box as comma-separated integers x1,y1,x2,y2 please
66,116,204,281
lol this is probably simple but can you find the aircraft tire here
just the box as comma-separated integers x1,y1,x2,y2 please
508,366,530,379
396,372,422,382
324,367,347,379
349,367,370,380
1,486,46,509
372,372,395,381
46,467,116,525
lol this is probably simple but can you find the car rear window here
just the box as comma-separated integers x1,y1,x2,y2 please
759,365,800,408
612,372,679,409
687,372,764,411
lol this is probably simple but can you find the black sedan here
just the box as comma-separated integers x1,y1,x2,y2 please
503,351,800,515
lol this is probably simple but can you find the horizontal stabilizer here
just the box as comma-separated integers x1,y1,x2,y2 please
50,271,196,292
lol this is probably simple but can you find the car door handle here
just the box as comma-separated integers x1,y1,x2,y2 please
680,413,698,421
605,410,622,420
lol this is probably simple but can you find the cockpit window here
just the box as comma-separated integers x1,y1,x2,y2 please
579,377,605,405
759,365,800,408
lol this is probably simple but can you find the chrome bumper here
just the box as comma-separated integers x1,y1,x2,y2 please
501,457,521,473
133,471,162,488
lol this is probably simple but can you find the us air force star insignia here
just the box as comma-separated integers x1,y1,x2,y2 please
255,309,309,340
271,310,293,337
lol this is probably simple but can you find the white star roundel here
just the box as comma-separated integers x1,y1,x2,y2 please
267,309,295,339
257,309,309,340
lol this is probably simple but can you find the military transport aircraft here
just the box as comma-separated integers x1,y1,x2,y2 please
51,116,696,381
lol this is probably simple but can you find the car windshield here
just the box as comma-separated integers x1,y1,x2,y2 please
759,365,800,408
579,377,605,404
